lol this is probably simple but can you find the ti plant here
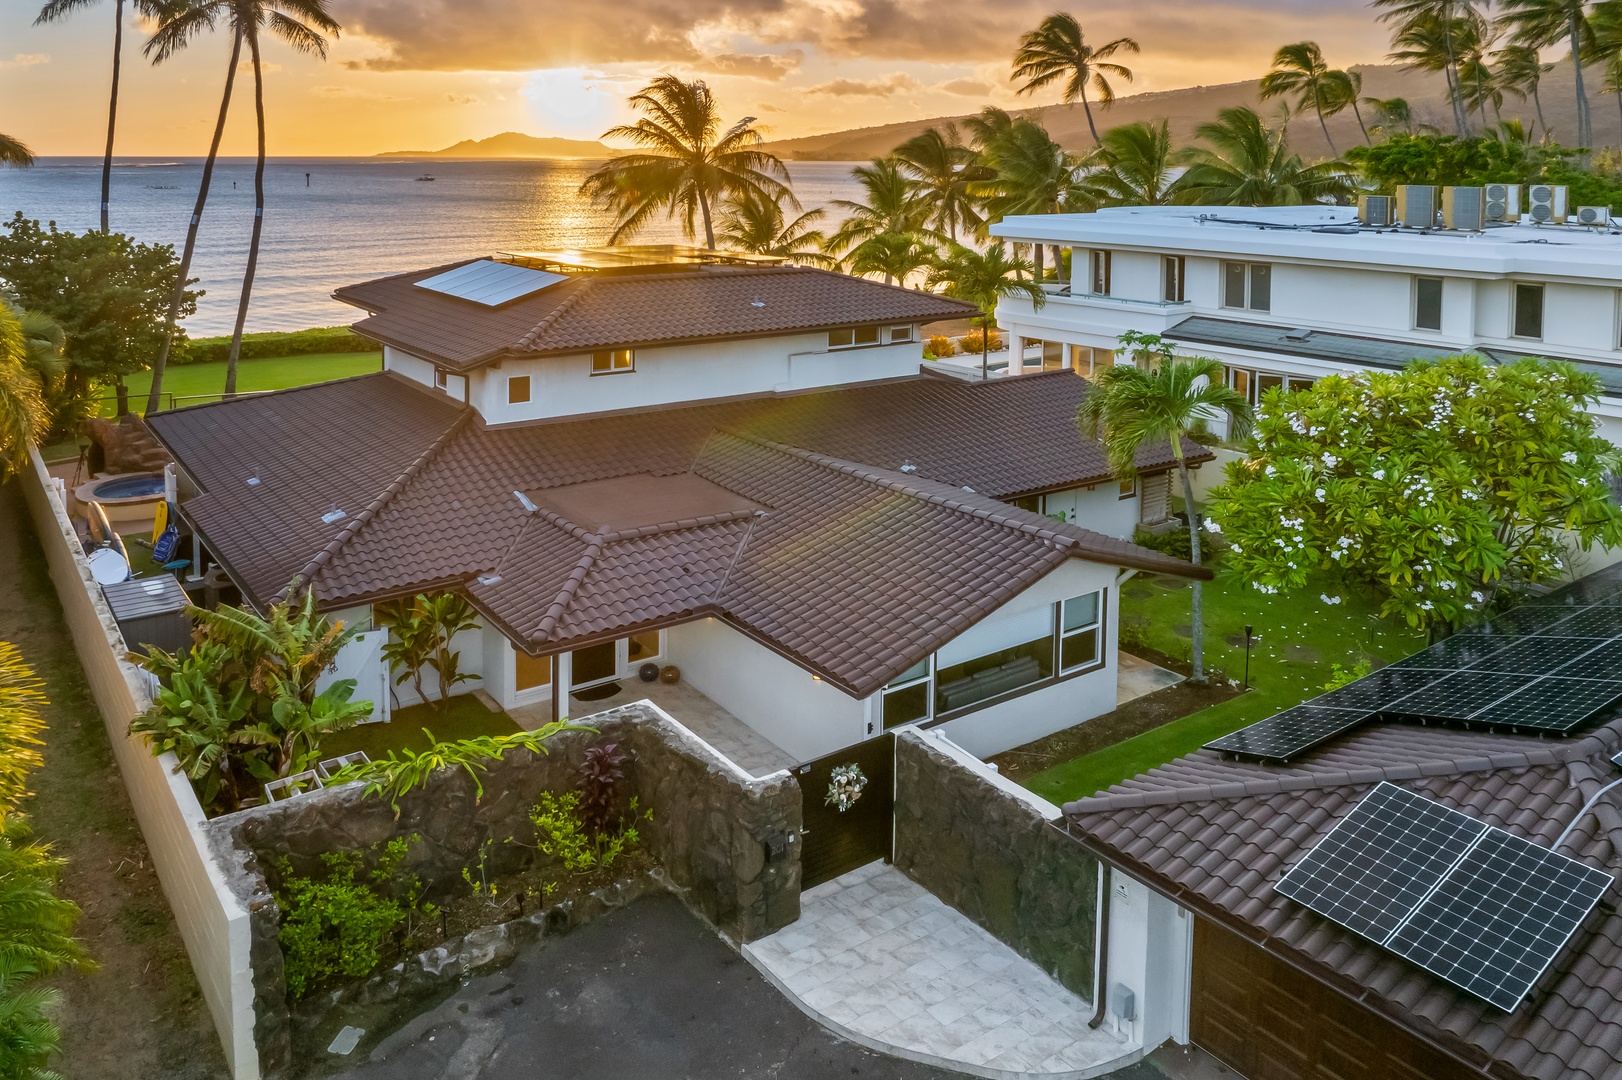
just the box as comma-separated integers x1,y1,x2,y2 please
376,592,480,711
577,742,628,838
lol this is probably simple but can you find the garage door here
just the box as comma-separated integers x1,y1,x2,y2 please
1190,917,1477,1080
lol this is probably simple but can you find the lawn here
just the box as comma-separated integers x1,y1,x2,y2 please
318,693,521,763
98,351,382,415
1023,558,1428,805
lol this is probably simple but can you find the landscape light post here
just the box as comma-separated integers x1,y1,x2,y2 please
1243,624,1254,689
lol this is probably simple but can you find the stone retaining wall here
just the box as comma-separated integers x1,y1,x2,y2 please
892,729,1098,1000
208,701,801,1078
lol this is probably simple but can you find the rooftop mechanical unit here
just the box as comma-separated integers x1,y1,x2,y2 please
1575,205,1614,228
1484,183,1521,222
101,575,192,656
1394,185,1438,229
1357,194,1395,227
1442,186,1486,231
1527,184,1569,224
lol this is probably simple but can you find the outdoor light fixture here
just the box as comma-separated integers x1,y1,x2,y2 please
1243,624,1255,689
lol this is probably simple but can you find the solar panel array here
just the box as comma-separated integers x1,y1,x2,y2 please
1206,567,1622,761
1277,783,1612,1011
415,260,568,307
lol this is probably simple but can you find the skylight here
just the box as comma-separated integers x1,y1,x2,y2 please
415,260,567,307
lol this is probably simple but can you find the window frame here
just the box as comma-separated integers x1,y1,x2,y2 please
828,325,885,350
1512,282,1545,341
1088,250,1112,296
1221,261,1272,311
881,657,934,730
1059,591,1104,675
1163,255,1186,303
507,374,532,404
434,367,449,390
1413,276,1444,332
889,325,915,343
590,348,635,376
1118,478,1137,500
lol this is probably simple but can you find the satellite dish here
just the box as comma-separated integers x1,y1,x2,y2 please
87,546,130,585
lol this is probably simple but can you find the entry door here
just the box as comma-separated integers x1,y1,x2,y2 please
571,641,618,690
316,630,389,725
797,734,895,890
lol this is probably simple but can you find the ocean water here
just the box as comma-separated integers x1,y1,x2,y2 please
0,157,866,336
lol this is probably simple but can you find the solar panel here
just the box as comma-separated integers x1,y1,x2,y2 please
1277,783,1613,1012
1386,671,1530,720
415,260,567,306
1205,705,1374,760
1552,640,1622,682
1468,635,1605,676
1385,828,1611,1011
1390,633,1513,671
1467,677,1622,732
1312,668,1449,712
1464,605,1579,638
1542,606,1622,638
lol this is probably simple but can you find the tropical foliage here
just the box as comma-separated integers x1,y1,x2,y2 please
925,245,1044,376
326,722,585,812
1208,356,1622,631
0,135,31,169
0,304,49,478
715,188,834,266
1259,41,1358,154
1011,13,1139,141
1175,106,1357,206
375,592,479,711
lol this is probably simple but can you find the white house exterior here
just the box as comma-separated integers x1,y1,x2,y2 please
990,205,1622,444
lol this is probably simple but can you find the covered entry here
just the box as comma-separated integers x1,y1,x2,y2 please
1190,918,1475,1080
796,734,894,889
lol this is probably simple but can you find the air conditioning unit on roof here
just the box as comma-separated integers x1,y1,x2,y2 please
1357,194,1395,227
1575,205,1613,227
1442,186,1485,231
1484,183,1520,222
1394,185,1438,229
1526,184,1568,224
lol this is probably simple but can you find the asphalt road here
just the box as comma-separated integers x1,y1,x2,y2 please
327,892,1168,1080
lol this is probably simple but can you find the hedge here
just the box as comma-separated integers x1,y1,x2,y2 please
174,326,377,365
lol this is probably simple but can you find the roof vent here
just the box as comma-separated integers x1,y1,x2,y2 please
246,475,261,487
1284,328,1314,342
750,300,766,308
476,573,502,586
900,460,918,473
321,507,347,524
513,491,539,513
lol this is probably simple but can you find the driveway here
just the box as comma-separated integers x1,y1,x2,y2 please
326,893,1169,1080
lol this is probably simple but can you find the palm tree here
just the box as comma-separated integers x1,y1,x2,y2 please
1365,95,1421,134
825,156,934,258
1341,69,1374,144
218,0,341,400
580,76,793,250
1499,0,1595,149
715,188,835,267
848,232,936,286
1258,42,1355,155
1083,120,1180,206
892,125,991,242
142,5,246,415
0,305,49,478
1175,106,1355,206
1078,338,1251,682
925,244,1045,379
0,134,32,168
1495,42,1556,137
35,0,163,233
1587,0,1622,142
977,118,1092,280
1011,13,1140,142
1376,0,1483,135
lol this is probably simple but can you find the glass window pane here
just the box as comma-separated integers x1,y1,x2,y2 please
934,635,1053,714
1163,256,1183,302
1514,283,1544,339
883,681,931,728
628,630,660,663
1416,277,1443,330
1224,262,1247,308
890,325,912,342
507,375,531,404
1063,592,1100,632
829,328,854,348
1248,264,1272,311
1062,628,1099,671
591,350,611,373
855,326,880,345
514,650,552,691
888,658,930,687
1070,345,1091,376
1257,373,1284,399
1228,368,1252,400
571,641,617,688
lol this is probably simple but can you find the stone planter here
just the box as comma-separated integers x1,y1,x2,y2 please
265,771,324,803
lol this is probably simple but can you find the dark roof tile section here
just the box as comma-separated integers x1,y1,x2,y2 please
335,262,977,370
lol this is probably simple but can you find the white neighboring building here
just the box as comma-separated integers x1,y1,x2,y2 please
989,205,1622,443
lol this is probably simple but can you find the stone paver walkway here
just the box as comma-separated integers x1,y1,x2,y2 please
743,863,1135,1080
1117,652,1181,706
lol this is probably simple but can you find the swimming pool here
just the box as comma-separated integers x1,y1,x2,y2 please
87,474,165,501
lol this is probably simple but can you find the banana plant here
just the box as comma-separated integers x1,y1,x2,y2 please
264,677,374,777
130,645,270,813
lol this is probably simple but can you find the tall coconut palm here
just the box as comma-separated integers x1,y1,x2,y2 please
715,188,835,267
0,305,49,477
977,118,1092,280
1011,13,1140,142
1083,120,1179,206
0,134,32,168
847,232,937,287
825,156,934,258
1175,106,1355,206
1376,0,1483,135
1459,46,1507,124
892,125,992,242
35,0,163,233
580,76,793,250
1587,0,1622,141
217,0,340,400
925,244,1045,379
1495,42,1556,136
1078,339,1251,682
1365,95,1421,134
142,5,245,415
1340,69,1374,144
1499,0,1596,149
1259,41,1355,155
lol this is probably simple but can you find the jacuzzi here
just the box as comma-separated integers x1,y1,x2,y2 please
75,472,166,531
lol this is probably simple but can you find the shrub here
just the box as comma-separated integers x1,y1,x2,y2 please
1133,525,1193,561
959,328,1003,354
924,334,955,358
173,326,376,366
1322,658,1373,692
577,742,627,839
530,791,649,874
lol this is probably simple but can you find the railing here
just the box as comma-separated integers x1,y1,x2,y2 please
94,388,283,418
1028,286,1193,310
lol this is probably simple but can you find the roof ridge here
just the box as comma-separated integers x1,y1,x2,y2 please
516,281,591,351
533,538,603,640
292,405,473,595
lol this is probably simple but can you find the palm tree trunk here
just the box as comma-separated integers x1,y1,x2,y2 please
224,34,267,401
1351,99,1371,145
1573,11,1593,149
1080,84,1101,143
145,32,241,416
699,191,715,249
100,0,123,234
981,313,990,380
1533,84,1548,140
1172,436,1204,682
1315,101,1338,156
1033,242,1044,283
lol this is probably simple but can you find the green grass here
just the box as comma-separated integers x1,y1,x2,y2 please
318,694,520,763
1023,561,1428,804
98,351,382,415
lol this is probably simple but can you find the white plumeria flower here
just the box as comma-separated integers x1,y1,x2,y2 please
1204,518,1222,534
1315,487,1327,501
1372,469,1385,481
1562,451,1579,464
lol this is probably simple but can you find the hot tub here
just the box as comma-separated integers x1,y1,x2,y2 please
75,472,166,531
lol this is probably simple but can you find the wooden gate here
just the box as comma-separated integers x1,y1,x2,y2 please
796,734,894,890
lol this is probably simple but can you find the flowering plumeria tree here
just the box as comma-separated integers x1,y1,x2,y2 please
1207,355,1622,631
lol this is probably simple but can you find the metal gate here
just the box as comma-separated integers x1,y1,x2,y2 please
796,733,895,890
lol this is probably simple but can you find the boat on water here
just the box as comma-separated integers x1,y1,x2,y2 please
415,175,436,182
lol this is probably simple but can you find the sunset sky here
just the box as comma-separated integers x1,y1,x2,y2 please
4,0,1392,156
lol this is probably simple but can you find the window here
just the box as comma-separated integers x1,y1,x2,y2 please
1513,283,1545,340
934,606,1054,715
1227,366,1254,405
829,326,882,349
434,368,449,389
1163,256,1186,302
1060,591,1102,673
1118,478,1137,500
514,650,552,691
627,630,661,666
1089,250,1112,295
1010,494,1044,514
507,375,531,404
855,325,880,346
591,348,634,374
889,325,914,343
1223,262,1271,311
1415,277,1444,331
882,658,932,729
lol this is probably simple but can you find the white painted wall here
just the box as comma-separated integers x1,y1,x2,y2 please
1043,483,1144,538
1104,868,1193,1049
383,346,467,402
383,621,486,710
665,618,867,762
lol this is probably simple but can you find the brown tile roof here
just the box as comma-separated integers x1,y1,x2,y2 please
1063,573,1622,1080
147,369,1209,695
333,262,978,371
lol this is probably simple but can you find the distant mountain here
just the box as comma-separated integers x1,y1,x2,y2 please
377,131,612,159
761,60,1604,161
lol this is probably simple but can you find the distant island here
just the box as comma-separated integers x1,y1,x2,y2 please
377,131,612,159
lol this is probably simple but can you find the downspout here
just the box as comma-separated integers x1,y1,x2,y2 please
1089,863,1112,1028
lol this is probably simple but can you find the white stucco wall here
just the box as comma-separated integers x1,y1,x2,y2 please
383,622,486,710
1104,868,1193,1049
1043,483,1144,539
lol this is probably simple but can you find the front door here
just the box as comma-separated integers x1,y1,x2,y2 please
797,734,895,890
571,642,617,690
